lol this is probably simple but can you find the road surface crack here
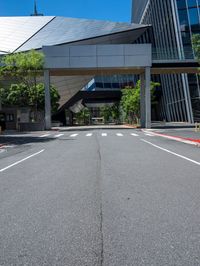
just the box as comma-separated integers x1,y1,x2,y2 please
96,135,104,266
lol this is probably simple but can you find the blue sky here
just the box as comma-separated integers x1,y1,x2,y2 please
0,0,132,22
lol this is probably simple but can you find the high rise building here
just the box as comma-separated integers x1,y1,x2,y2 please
132,0,200,122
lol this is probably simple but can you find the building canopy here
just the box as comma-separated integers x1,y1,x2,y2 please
0,16,150,110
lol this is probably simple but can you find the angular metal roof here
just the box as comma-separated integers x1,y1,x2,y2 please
0,16,55,54
0,16,149,54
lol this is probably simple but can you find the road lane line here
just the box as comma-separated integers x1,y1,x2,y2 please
141,139,200,166
131,133,139,137
70,134,78,137
102,133,107,137
54,134,64,138
0,150,45,173
40,134,51,138
116,133,123,137
86,133,93,137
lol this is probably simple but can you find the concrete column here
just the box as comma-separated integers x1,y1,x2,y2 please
140,72,145,128
145,67,151,129
44,70,51,130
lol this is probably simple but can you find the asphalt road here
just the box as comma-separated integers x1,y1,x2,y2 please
0,128,200,266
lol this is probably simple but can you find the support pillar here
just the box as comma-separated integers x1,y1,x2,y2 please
44,70,51,130
140,72,145,128
145,67,151,129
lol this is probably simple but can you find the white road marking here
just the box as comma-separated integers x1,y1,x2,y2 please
70,134,78,138
40,134,51,138
141,139,200,166
145,133,154,137
0,150,45,173
86,133,93,137
131,133,139,137
54,134,64,138
102,133,107,137
116,133,123,137
143,130,199,146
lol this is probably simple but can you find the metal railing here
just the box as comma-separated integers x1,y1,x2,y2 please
152,47,195,61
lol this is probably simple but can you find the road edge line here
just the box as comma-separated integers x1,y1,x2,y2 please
141,139,200,166
142,129,200,147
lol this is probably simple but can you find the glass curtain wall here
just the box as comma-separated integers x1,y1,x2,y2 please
176,0,200,121
132,0,199,122
86,75,135,91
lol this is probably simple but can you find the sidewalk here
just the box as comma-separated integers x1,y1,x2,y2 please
52,125,133,131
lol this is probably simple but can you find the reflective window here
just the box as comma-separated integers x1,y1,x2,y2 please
178,9,189,26
187,0,198,7
188,8,199,25
177,0,187,9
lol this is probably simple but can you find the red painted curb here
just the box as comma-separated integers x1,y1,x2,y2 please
142,130,200,146
180,137,200,144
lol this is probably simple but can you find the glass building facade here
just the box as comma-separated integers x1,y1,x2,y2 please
132,0,200,122
83,75,135,91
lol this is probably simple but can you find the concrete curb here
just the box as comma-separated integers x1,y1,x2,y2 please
142,129,200,147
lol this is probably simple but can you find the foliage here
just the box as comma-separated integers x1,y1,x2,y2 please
100,105,112,123
192,34,200,63
75,107,91,125
0,50,44,88
100,103,121,124
111,103,121,122
0,83,60,114
0,50,60,118
120,80,160,124
192,34,200,76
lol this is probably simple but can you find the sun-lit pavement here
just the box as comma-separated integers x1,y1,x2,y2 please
0,126,200,265
143,127,200,145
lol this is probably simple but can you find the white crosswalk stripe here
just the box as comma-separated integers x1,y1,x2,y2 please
38,132,154,139
54,134,64,138
131,133,139,137
144,133,154,137
40,134,51,138
70,134,78,137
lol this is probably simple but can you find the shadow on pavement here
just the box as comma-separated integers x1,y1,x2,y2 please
0,136,55,146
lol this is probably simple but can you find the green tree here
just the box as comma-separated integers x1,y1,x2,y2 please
100,105,112,123
192,34,200,63
75,107,91,125
0,83,60,114
0,50,44,88
111,103,120,123
120,80,160,124
0,50,60,119
100,103,121,124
